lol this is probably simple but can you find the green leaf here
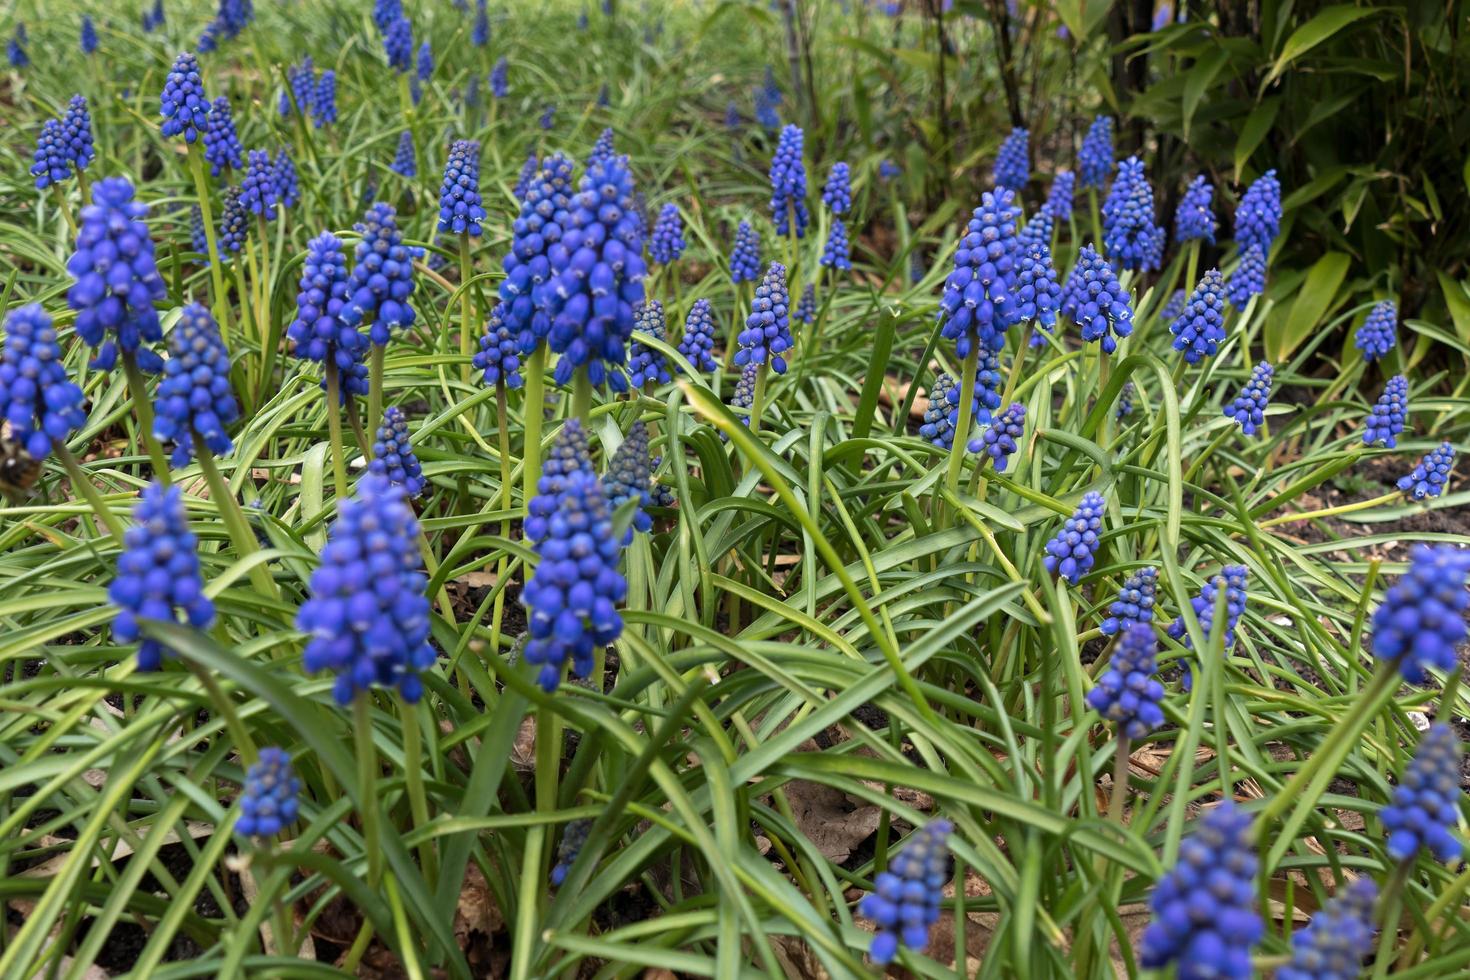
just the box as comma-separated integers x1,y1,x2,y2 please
1437,272,1470,344
1234,97,1281,181
1262,5,1394,90
1267,252,1351,361
1182,48,1230,140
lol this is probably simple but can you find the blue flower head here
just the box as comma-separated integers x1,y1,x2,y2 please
144,1,165,32
390,130,416,177
1102,156,1163,271
438,139,486,237
160,53,210,143
970,342,1006,425
540,103,555,130
795,284,817,325
1062,244,1134,354
154,304,238,467
0,305,87,459
81,17,99,55
513,149,538,200
1277,878,1378,980
373,0,403,31
993,127,1029,192
203,96,245,175
677,299,719,374
473,0,489,45
1078,115,1114,189
734,262,793,374
31,120,72,190
1226,244,1266,307
971,402,1025,471
822,162,851,214
1371,544,1470,683
67,177,168,373
858,820,952,965
1363,375,1408,448
1355,300,1397,362
190,205,208,258
236,747,301,838
502,153,575,352
238,149,278,217
1043,491,1106,585
344,203,424,346
879,159,901,182
1175,175,1215,243
1045,170,1075,220
273,149,300,210
1167,565,1248,689
1170,269,1227,364
384,16,413,73
1398,442,1455,501
731,362,758,424
1234,169,1281,258
730,221,762,283
1224,361,1273,434
522,468,628,691
1117,381,1135,420
217,185,250,257
820,218,852,271
1140,802,1262,979
1014,241,1062,335
300,474,435,703
588,128,617,170
417,40,433,83
312,71,338,128
490,56,508,97
628,302,672,388
369,406,425,497
768,125,810,238
919,373,958,448
939,188,1022,357
527,423,594,533
1101,566,1159,637
1086,622,1165,740
1017,209,1054,254
604,420,655,540
1161,289,1186,324
62,95,96,173
287,232,368,401
280,56,314,116
1381,723,1464,863
541,153,648,390
650,203,686,265
473,304,525,389
8,24,28,67
110,482,215,671
551,818,592,886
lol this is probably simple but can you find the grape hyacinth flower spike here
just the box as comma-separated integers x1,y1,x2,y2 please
383,16,413,73
1363,375,1408,448
858,820,952,964
604,420,655,541
238,149,278,218
203,96,245,176
1355,300,1397,362
62,95,96,173
368,406,426,498
768,124,809,238
1140,802,1262,979
1397,442,1455,501
1168,565,1248,690
501,153,575,353
286,232,368,402
919,374,958,449
1234,168,1281,258
1224,361,1273,434
734,262,793,374
7,24,28,68
67,177,168,372
939,187,1021,358
820,218,851,271
972,402,1025,471
1380,723,1464,863
235,748,301,839
1102,156,1163,271
822,161,851,214
795,284,817,325
312,71,337,127
1101,566,1158,636
0,305,88,459
343,203,424,345
1061,244,1133,354
1043,492,1106,585
153,304,239,467
31,120,72,190
81,17,99,55
1045,170,1075,220
729,221,762,283
160,53,211,143
473,305,524,388
490,56,508,98
1277,878,1378,980
1017,209,1053,254
1169,269,1227,364
438,139,486,237
1175,174,1215,243
649,203,686,265
677,299,719,373
1226,243,1266,307
299,473,435,703
1086,623,1165,740
273,149,300,211
110,482,215,671
551,818,592,887
389,131,416,178
628,302,672,389
1078,115,1114,189
993,127,1029,192
1014,241,1062,344
217,186,250,259
1370,544,1470,684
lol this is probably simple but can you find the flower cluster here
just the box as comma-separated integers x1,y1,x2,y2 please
879,159,900,181
389,130,416,177
81,16,98,55
312,70,337,127
539,103,555,130
650,203,686,265
1168,565,1249,654
235,748,301,838
1398,442,1455,500
1017,209,1053,254
1224,361,1274,434
993,127,1029,192
822,162,851,214
299,474,435,703
111,482,215,671
973,402,1025,471
1234,169,1281,258
551,818,592,887
0,305,88,459
1102,156,1163,271
1160,289,1186,324
1087,623,1165,740
1226,243,1266,307
768,124,809,238
62,95,95,172
383,15,413,73
473,305,524,388
1044,492,1106,585
7,24,26,68
512,149,538,201
501,153,575,350
939,188,1021,358
628,301,672,388
730,221,762,283
273,149,299,210
438,139,486,237
734,262,793,374
30,120,71,190
1045,170,1075,220
218,185,250,257
1078,114,1114,189
1175,175,1215,243
1061,244,1133,354
67,177,168,372
820,218,851,271
1370,544,1470,683
1363,375,1409,448
417,40,433,84
1117,381,1135,420
473,0,490,45
604,421,655,540
203,96,245,175
1169,269,1227,364
1101,566,1158,636
730,362,758,424
160,53,210,143
343,203,424,345
490,56,509,98
795,284,817,325
143,1,165,32
280,56,314,117
1277,878,1378,980
369,406,426,498
287,232,368,400
920,373,958,449
238,149,278,217
858,820,952,965
1014,241,1061,336
1140,802,1262,979
1381,723,1464,863
1355,300,1397,362
677,299,719,373
154,304,238,466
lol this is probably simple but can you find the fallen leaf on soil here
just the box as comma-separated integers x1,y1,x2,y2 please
782,780,883,864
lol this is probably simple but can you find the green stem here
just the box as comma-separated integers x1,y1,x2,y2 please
1182,425,1235,485
521,346,547,504
121,351,172,485
353,696,383,887
1371,861,1413,980
1258,490,1402,529
193,435,279,600
942,342,981,509
187,661,256,763
749,362,769,434
459,234,475,385
1107,736,1130,827
368,344,386,448
570,367,592,423
324,362,350,499
53,442,126,542
490,380,513,654
186,143,233,343
400,698,437,888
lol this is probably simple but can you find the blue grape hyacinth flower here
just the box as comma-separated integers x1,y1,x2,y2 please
383,16,413,73
820,218,852,271
604,420,655,541
235,747,301,839
993,127,1029,192
1160,288,1186,324
734,262,793,374
1355,300,1397,362
62,95,96,173
1370,544,1470,683
551,818,592,887
730,362,758,426
1102,156,1163,271
1363,375,1408,448
512,149,538,201
110,482,215,671
1116,381,1135,420
858,820,952,965
273,149,300,211
650,203,686,265
490,56,509,97
677,299,719,374
280,56,314,117
502,153,575,352
373,0,403,31
7,24,27,68
1086,622,1165,740
81,16,99,55
344,203,424,346
939,188,1021,357
920,373,958,449
238,149,278,217
1234,168,1281,258
1078,115,1114,189
768,125,810,238
417,40,433,83
143,0,165,32
473,304,524,388
1043,492,1107,585
1101,566,1159,637
287,232,369,401
0,305,88,459
1224,361,1274,434
154,304,239,467
1017,209,1053,254
1045,170,1075,220
160,53,210,143
1140,802,1262,979
729,221,762,283
628,301,672,388
1381,723,1464,863
526,423,595,532
1169,269,1227,364
312,70,337,127
1014,241,1061,340
795,284,817,325
1277,878,1378,980
299,473,435,703
217,185,250,258
1168,565,1248,689
1397,442,1455,500
1225,243,1266,307
540,103,555,130
1175,174,1215,243
390,130,416,177
438,139,486,237
31,120,72,190
1061,244,1133,354
203,96,245,176
972,402,1025,471
369,406,425,497
822,162,851,214
473,0,490,45
588,128,617,170
67,178,169,373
